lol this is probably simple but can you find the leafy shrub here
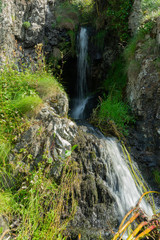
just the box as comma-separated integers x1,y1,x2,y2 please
102,0,133,42
71,0,94,23
67,30,76,56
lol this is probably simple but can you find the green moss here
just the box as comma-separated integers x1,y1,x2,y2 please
23,21,31,29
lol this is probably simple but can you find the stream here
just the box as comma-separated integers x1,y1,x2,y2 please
70,27,153,220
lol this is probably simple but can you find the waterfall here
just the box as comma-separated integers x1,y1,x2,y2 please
70,27,154,220
104,137,153,218
77,27,88,99
71,27,91,119
81,124,153,219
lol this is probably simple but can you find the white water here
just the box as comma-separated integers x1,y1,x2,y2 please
71,27,153,219
71,96,91,120
71,27,89,119
103,137,153,218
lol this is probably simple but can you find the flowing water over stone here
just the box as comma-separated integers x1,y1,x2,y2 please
79,124,153,220
70,26,153,222
103,138,153,218
71,27,89,119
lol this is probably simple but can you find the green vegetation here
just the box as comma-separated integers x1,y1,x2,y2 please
113,191,160,240
90,58,134,137
93,30,106,51
55,1,79,30
67,30,76,56
0,47,79,238
0,0,2,13
153,169,160,187
0,154,79,239
23,21,31,29
141,0,160,16
105,0,133,42
0,66,63,144
94,0,133,42
98,97,133,136
123,0,158,78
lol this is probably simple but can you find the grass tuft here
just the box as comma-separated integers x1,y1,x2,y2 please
14,96,43,115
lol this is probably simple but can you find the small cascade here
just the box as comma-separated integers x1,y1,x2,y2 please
81,124,153,219
104,137,153,218
70,27,154,222
71,27,90,119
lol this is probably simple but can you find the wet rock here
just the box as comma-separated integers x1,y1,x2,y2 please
46,92,69,117
9,97,118,239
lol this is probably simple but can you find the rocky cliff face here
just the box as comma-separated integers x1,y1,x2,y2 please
0,0,62,63
127,1,160,184
8,94,118,240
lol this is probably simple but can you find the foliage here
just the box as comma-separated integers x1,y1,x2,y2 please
67,30,76,56
90,57,134,137
0,151,80,239
113,191,160,240
124,3,156,77
55,1,79,30
14,96,42,115
103,58,127,94
0,0,2,13
71,0,95,23
23,21,31,29
0,41,80,238
0,67,63,143
98,97,134,136
153,170,160,187
99,58,134,135
141,0,160,15
94,0,133,42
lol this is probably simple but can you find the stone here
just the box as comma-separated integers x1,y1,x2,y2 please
9,97,118,239
128,0,142,36
127,6,160,190
46,92,69,117
0,0,61,63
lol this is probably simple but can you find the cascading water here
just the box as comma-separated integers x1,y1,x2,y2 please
81,124,153,220
71,27,154,222
104,137,153,218
71,27,91,119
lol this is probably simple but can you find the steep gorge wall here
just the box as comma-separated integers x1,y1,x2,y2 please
0,0,61,63
127,0,160,181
